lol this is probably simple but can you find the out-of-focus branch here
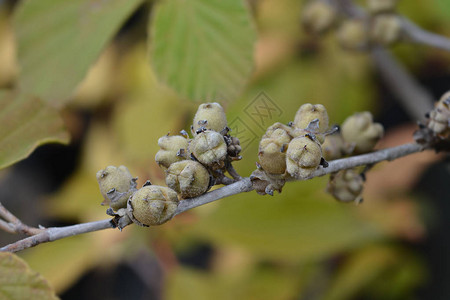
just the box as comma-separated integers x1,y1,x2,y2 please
370,47,434,120
333,0,435,121
0,141,429,253
401,17,450,52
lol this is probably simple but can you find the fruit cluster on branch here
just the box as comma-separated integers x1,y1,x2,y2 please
96,103,242,228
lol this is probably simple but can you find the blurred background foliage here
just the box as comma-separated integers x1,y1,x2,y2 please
0,0,449,299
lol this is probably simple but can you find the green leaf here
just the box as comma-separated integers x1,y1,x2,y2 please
150,0,257,101
191,179,383,262
0,90,70,170
13,0,143,105
0,252,59,300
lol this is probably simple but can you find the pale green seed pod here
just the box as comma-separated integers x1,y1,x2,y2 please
370,14,402,45
127,185,179,226
96,165,137,211
286,136,323,179
341,112,384,154
327,169,364,204
166,160,210,198
155,135,189,170
258,125,292,174
301,1,337,34
191,130,227,168
322,132,349,160
337,19,369,51
367,0,398,14
192,103,228,134
294,103,329,133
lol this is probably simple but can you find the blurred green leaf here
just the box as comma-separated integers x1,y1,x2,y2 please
13,0,143,105
324,245,426,300
323,245,398,300
166,265,300,300
192,179,382,262
0,252,58,300
0,90,69,169
22,230,116,294
150,0,257,101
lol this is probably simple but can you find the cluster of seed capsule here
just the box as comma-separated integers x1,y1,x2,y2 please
96,103,242,228
302,0,403,50
252,103,384,204
324,111,384,204
415,91,450,148
252,103,332,195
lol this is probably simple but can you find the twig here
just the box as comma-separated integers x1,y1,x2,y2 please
401,17,450,52
176,177,253,215
226,163,243,181
0,142,431,253
0,203,44,235
0,219,115,252
306,143,424,178
370,47,434,120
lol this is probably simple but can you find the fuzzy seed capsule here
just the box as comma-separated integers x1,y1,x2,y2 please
192,103,228,135
166,160,211,198
341,112,384,154
370,14,402,45
258,124,292,174
301,1,337,34
294,103,329,133
286,136,323,179
322,132,349,160
127,185,179,226
155,135,189,170
96,165,137,211
367,0,398,14
190,130,227,168
337,19,369,51
327,169,364,204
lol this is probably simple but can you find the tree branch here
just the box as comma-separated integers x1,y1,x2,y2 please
0,141,429,253
401,17,450,52
370,47,434,121
0,219,115,252
0,203,44,236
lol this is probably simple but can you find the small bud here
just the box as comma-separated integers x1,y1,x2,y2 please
258,124,293,174
322,132,349,160
367,0,398,14
301,1,337,34
341,112,384,154
337,19,369,51
327,169,364,204
96,166,138,211
190,130,227,168
226,136,242,158
155,135,189,170
192,103,228,135
166,160,211,198
370,14,402,45
127,185,179,226
286,136,323,179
